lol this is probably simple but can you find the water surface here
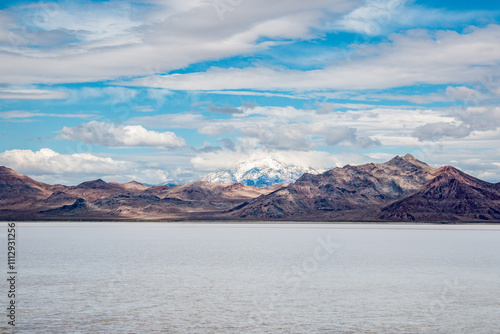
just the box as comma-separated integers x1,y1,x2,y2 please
1,223,500,333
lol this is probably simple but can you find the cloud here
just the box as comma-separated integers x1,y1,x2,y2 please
128,25,500,91
127,113,208,129
0,110,98,120
453,106,500,132
242,102,258,110
0,110,39,119
217,137,236,151
322,126,356,146
206,102,258,115
56,121,186,149
0,148,189,185
445,86,487,102
206,90,308,99
68,87,139,104
237,122,380,150
319,126,380,148
356,136,382,149
0,148,129,177
198,124,238,137
134,106,155,112
0,89,69,99
240,124,315,150
0,0,360,85
329,0,497,36
315,101,336,114
317,125,381,148
32,1,142,43
411,145,500,182
130,105,417,150
190,148,373,172
340,91,452,104
413,105,500,142
208,104,244,114
328,0,406,36
412,122,471,142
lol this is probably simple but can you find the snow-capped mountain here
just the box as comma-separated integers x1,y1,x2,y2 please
201,158,320,187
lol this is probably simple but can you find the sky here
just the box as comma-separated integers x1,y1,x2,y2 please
1,0,500,185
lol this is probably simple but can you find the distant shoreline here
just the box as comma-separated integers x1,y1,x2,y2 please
2,220,500,225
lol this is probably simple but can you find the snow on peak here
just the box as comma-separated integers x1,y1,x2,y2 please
202,158,319,187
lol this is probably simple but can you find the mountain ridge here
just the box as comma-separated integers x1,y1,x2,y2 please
228,154,438,220
379,165,500,221
1,155,499,222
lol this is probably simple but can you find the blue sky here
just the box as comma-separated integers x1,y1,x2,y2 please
1,0,500,185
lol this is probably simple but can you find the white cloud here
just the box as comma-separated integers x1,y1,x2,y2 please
206,90,309,99
130,105,453,151
208,104,244,114
412,143,500,182
453,105,500,132
0,10,16,43
413,105,500,142
127,113,208,129
56,121,186,149
0,89,69,99
0,110,39,119
337,91,452,104
0,110,98,120
412,122,471,142
315,101,336,114
329,0,406,35
199,124,238,137
190,149,372,173
329,0,496,36
0,148,129,177
128,25,500,91
445,86,485,100
237,122,380,150
0,148,189,185
240,123,315,150
0,0,360,85
35,1,142,43
71,87,139,103
200,105,382,150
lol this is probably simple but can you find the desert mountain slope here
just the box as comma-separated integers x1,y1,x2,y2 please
228,154,437,220
0,166,282,220
380,166,500,221
0,166,54,207
1,155,500,222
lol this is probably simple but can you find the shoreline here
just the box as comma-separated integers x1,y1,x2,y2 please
2,220,500,228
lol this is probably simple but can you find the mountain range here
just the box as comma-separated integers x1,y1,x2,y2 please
1,154,500,222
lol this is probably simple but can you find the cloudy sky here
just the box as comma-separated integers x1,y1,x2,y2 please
1,0,500,185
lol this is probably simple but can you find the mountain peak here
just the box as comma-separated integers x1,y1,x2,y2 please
74,179,109,189
0,166,47,186
385,154,431,170
380,164,500,221
437,165,459,175
202,158,319,187
110,180,149,191
433,165,490,187
403,153,416,160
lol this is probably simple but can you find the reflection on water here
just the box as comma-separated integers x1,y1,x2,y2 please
2,223,500,333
